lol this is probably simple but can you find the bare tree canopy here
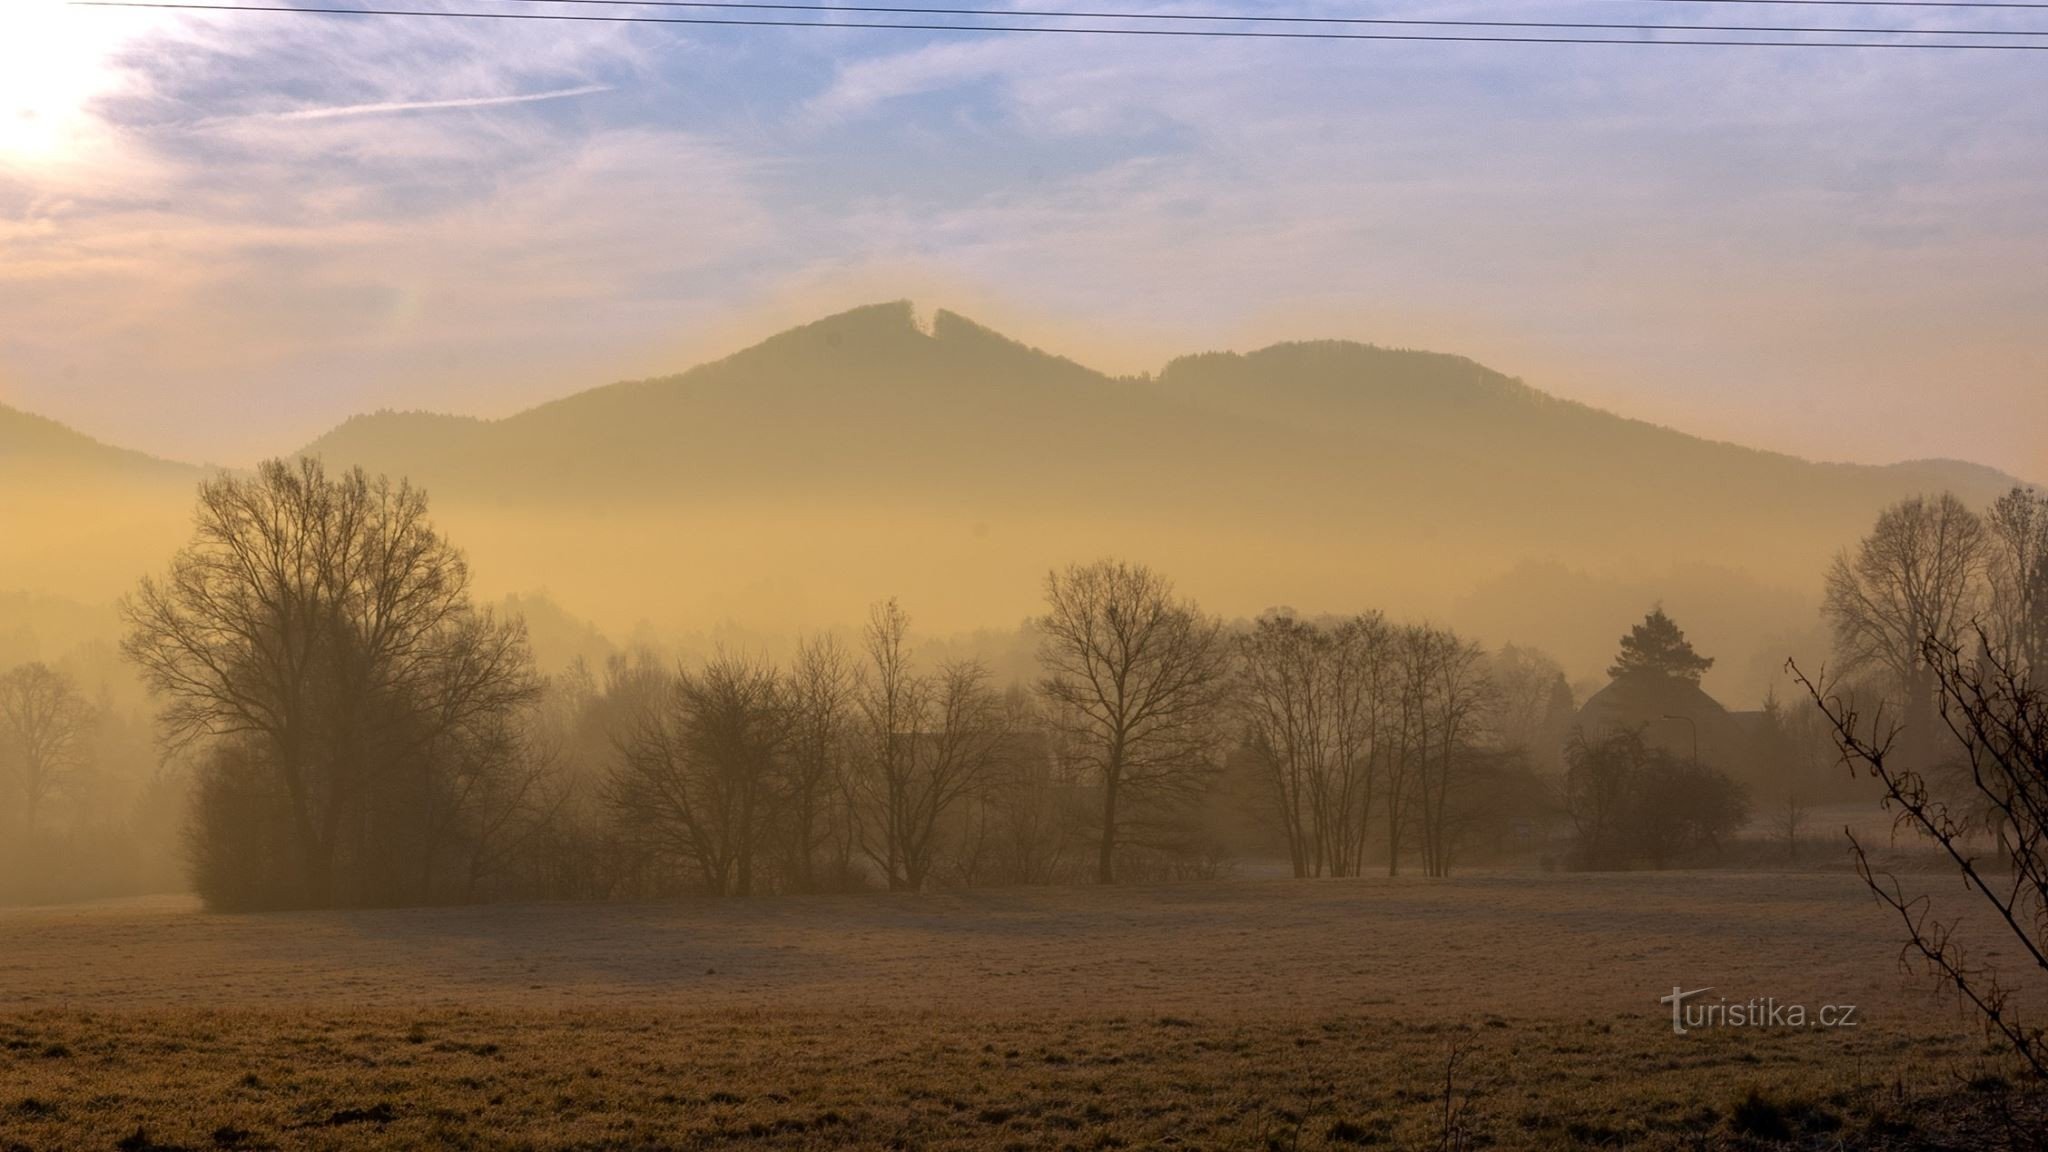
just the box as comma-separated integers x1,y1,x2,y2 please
1824,492,1989,763
0,662,96,837
783,634,859,893
1403,625,1494,879
1236,611,1391,879
851,599,1009,893
608,653,790,897
1036,560,1231,884
121,457,540,909
1988,486,2048,680
1488,644,1575,771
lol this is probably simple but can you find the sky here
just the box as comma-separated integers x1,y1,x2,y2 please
1,0,2044,476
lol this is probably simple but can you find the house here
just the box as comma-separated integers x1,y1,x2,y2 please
1572,673,1747,767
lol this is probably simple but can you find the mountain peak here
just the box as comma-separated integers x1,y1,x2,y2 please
741,300,931,357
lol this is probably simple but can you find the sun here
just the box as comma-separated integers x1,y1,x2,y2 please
0,0,141,170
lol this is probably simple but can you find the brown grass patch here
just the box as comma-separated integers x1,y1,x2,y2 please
3,872,2042,1149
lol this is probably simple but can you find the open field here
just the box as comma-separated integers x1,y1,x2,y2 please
2,872,2042,1150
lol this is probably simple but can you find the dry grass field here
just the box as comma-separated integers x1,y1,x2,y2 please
2,871,2042,1150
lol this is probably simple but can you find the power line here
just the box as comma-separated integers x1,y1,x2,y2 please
1591,0,2048,8
68,0,2048,45
410,0,2048,36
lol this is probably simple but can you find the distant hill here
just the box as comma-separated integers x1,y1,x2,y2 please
1,303,2025,702
306,302,2014,522
0,403,196,478
0,403,200,607
303,304,1299,509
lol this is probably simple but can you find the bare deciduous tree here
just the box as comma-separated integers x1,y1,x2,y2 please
1780,789,1809,863
784,634,857,892
1236,611,1389,878
122,458,538,908
0,662,96,836
1410,627,1493,879
1036,560,1231,884
434,707,562,903
973,691,1072,886
1487,644,1575,772
609,653,789,897
1988,485,2048,680
1824,492,1989,764
852,599,1008,892
1239,613,1319,878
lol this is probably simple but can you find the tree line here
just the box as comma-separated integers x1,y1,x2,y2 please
0,653,178,903
1234,612,1549,879
105,460,1676,909
18,461,2041,913
1822,487,2048,765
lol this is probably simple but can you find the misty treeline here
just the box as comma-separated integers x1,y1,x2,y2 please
92,461,1509,908
0,648,180,904
1821,488,2048,766
1234,614,1571,880
107,459,1247,908
70,458,1865,910
1799,486,2048,1075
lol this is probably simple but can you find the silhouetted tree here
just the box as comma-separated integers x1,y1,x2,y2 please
1562,729,1646,871
1410,626,1494,878
1488,644,1575,772
185,740,299,910
965,691,1073,886
1608,606,1714,684
122,458,538,908
0,662,95,837
1383,624,1490,877
1988,486,2048,680
1824,492,1989,764
1634,755,1749,868
609,654,789,896
852,600,1008,892
782,634,857,892
1236,611,1390,878
431,705,561,903
1037,560,1230,884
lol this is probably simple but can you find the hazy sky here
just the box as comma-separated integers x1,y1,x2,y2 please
2,0,2044,476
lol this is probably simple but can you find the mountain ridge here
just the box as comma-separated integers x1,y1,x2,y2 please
4,306,2023,493
2,302,2031,704
298,303,2022,496
0,402,200,477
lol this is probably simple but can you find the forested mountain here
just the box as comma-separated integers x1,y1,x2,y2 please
2,302,2021,699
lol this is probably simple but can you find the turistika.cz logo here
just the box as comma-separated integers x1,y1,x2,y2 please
1659,987,1860,1035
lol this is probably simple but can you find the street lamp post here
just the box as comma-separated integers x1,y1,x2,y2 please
1661,713,1699,766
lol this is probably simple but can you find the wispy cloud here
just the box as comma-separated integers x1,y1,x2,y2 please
2,7,2045,477
260,83,614,122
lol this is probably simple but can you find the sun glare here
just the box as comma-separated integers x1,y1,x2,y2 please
0,0,134,170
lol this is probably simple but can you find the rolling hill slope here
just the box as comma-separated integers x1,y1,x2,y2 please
2,301,2023,700
1,402,201,608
